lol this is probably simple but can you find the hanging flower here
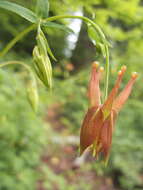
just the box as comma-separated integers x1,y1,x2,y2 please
80,62,138,164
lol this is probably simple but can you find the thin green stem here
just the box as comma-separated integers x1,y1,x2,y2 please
42,15,106,44
0,60,32,74
0,24,36,57
104,45,110,101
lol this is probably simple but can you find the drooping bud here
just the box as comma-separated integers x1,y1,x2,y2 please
33,46,52,88
32,25,54,88
26,74,39,113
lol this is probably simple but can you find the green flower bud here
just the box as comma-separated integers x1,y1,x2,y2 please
33,46,52,88
27,75,39,113
36,33,47,56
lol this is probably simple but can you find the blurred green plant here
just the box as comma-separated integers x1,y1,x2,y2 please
0,69,47,190
0,61,39,112
0,0,110,104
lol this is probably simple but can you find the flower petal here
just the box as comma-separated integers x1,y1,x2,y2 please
80,107,103,155
113,72,138,113
100,112,114,163
91,110,117,162
111,109,118,132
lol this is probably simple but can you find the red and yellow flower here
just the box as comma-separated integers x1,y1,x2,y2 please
80,62,138,163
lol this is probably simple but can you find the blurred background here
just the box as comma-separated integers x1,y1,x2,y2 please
0,0,143,190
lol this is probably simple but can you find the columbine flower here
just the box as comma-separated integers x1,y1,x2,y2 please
80,62,138,163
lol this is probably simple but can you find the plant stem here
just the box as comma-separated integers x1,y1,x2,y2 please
0,24,36,57
0,60,32,74
43,15,106,44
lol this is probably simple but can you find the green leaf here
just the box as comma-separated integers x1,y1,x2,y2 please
0,0,37,23
36,0,49,19
87,24,101,45
87,23,112,48
98,43,107,58
87,24,109,57
42,21,74,33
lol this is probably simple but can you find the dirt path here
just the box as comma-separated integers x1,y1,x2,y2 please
37,104,120,190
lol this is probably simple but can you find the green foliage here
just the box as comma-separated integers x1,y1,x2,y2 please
36,0,49,19
111,100,143,189
0,69,47,190
41,165,93,190
88,24,106,58
42,21,74,34
0,0,37,23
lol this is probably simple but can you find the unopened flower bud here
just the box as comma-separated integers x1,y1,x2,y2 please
27,76,39,112
33,46,52,88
